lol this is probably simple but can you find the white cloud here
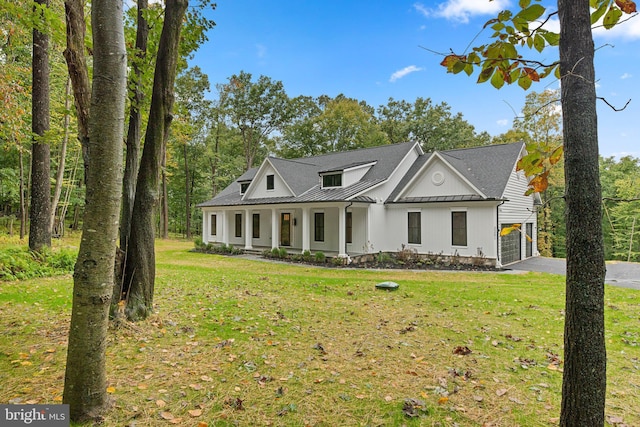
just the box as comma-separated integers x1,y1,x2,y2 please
415,0,511,23
592,13,640,39
256,44,267,59
389,65,424,82
621,72,632,79
497,119,509,127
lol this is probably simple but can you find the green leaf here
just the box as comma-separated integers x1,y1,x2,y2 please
519,0,532,8
533,34,545,53
603,6,622,29
491,69,505,89
541,31,560,46
591,1,609,24
518,75,532,90
554,65,561,79
464,62,474,76
477,67,494,84
516,4,546,22
452,60,466,74
492,22,506,31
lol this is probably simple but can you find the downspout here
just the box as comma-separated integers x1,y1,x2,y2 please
344,201,353,258
496,200,505,267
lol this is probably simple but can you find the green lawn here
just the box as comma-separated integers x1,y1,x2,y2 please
1,239,638,426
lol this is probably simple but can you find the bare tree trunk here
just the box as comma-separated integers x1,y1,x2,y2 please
558,1,606,426
51,78,72,234
161,150,169,239
19,147,26,240
63,0,127,421
29,0,52,251
183,142,191,239
120,0,149,251
63,0,91,177
123,0,188,321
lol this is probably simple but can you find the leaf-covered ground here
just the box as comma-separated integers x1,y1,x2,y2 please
1,239,638,426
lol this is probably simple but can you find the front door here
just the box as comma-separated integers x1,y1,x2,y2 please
280,213,291,246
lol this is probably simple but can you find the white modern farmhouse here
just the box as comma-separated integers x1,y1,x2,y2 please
198,141,538,267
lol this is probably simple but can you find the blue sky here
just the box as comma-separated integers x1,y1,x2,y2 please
191,1,640,158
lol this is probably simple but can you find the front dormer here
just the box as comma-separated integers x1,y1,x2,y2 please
239,181,251,195
319,161,376,189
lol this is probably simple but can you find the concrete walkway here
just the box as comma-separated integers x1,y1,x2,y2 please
507,257,640,290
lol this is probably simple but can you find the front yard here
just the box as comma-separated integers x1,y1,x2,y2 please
0,239,638,426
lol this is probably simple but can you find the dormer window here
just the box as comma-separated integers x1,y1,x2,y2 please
266,174,275,190
322,173,342,188
240,182,250,194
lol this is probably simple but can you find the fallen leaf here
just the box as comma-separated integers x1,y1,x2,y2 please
438,396,449,405
137,384,148,390
188,409,203,417
189,383,203,390
156,400,166,408
384,395,393,402
473,395,483,402
197,423,208,427
496,388,508,397
106,386,116,394
169,418,183,424
159,411,174,420
453,346,472,355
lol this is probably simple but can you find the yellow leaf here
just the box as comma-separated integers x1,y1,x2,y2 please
106,386,116,394
197,422,209,427
438,397,449,405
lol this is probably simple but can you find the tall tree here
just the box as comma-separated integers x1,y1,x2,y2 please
120,0,149,251
224,71,291,169
63,0,127,420
29,0,52,251
439,0,636,424
123,0,189,321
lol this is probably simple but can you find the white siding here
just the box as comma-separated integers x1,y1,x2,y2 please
246,163,293,199
363,145,421,201
499,166,538,261
403,158,479,198
343,164,373,187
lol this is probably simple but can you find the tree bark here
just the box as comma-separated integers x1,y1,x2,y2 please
123,0,188,321
19,147,26,240
183,142,191,239
558,1,606,426
51,78,72,234
161,150,169,239
62,0,127,421
63,0,91,176
29,0,52,251
120,0,149,251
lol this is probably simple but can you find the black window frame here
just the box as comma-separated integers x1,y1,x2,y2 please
240,182,250,194
235,213,242,238
322,173,342,188
210,214,217,236
346,211,352,244
266,174,275,190
314,212,325,242
408,211,421,244
451,211,467,246
252,213,260,239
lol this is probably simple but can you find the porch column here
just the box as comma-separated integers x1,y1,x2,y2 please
338,205,347,258
271,207,278,249
244,209,253,250
301,207,310,253
221,210,230,245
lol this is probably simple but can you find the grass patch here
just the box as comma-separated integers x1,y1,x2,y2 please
1,238,639,426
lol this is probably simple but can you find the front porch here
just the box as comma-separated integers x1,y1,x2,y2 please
201,203,371,258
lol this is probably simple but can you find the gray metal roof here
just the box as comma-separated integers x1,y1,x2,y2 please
198,142,416,207
387,142,524,203
197,142,524,208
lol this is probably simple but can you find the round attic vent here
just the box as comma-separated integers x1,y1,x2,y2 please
432,171,445,186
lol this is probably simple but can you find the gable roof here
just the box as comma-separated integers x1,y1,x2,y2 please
197,142,419,207
387,142,525,203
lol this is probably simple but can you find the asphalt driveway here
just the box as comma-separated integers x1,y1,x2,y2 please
507,257,640,290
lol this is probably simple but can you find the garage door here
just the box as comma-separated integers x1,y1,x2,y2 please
501,224,521,265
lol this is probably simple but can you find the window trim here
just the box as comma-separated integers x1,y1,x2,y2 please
346,211,352,244
451,211,467,247
266,174,275,191
240,182,250,194
408,211,421,245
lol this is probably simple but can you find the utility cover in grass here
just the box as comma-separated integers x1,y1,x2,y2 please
375,281,399,291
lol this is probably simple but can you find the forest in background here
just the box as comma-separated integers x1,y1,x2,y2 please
1,1,639,262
